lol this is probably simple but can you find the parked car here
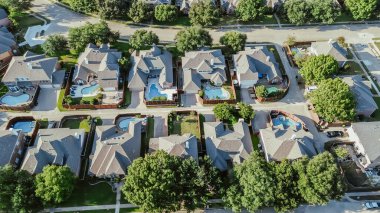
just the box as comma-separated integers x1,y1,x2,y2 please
364,202,379,209
326,131,344,138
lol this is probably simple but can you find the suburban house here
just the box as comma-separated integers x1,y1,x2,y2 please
0,129,25,167
2,51,62,90
310,40,348,67
88,121,142,178
149,134,198,162
348,122,380,169
264,0,284,9
0,8,11,27
73,43,122,91
0,26,17,71
128,45,173,91
143,0,170,5
182,49,227,94
233,46,283,88
21,128,85,175
204,120,253,171
342,75,378,117
220,0,239,14
259,111,317,162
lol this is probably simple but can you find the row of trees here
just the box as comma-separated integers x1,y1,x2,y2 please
224,151,345,213
0,165,76,212
299,54,356,122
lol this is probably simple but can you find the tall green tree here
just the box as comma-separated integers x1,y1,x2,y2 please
0,165,41,212
284,0,310,25
129,30,159,50
42,34,68,56
294,152,345,205
122,151,220,212
235,0,265,22
309,0,340,24
128,0,152,23
188,0,219,26
273,160,302,213
224,152,276,212
345,0,377,20
68,21,119,52
67,0,97,13
154,4,177,22
174,27,212,53
97,0,128,20
213,102,235,121
0,0,32,11
309,78,356,122
299,55,339,85
237,102,254,122
219,31,247,53
35,165,76,205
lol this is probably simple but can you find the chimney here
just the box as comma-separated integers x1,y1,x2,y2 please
210,59,214,66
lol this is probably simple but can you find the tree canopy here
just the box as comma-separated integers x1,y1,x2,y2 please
188,0,219,26
237,102,255,122
284,0,310,25
122,151,221,212
224,152,276,212
0,0,32,11
66,0,97,14
235,0,265,22
68,21,119,52
294,152,345,205
299,55,339,85
174,27,212,53
213,102,235,121
154,4,177,22
42,34,68,56
0,165,41,212
255,85,268,98
309,78,356,122
309,0,340,24
219,31,247,53
129,30,159,50
345,0,377,20
35,165,76,205
128,0,152,23
97,0,128,20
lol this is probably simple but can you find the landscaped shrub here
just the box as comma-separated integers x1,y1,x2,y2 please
198,90,204,98
255,85,268,98
151,96,167,101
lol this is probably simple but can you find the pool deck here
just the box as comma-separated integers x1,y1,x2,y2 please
70,84,100,98
0,89,37,106
145,78,177,101
202,83,231,100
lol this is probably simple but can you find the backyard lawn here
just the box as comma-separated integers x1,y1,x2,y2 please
169,113,201,139
57,89,66,111
338,61,364,76
340,161,371,189
267,45,286,75
370,97,380,121
61,117,92,132
141,117,154,156
60,181,116,207
251,133,260,151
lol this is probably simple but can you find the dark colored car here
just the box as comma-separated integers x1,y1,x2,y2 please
326,131,344,138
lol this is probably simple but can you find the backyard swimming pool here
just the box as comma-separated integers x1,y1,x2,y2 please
13,121,35,133
0,94,30,106
204,86,230,100
146,83,167,101
118,117,146,131
272,115,302,130
267,87,280,94
81,84,100,95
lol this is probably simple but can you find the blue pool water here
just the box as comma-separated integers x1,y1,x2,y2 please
272,115,301,130
13,121,35,133
147,84,167,100
81,84,100,95
118,117,145,131
204,87,230,100
1,94,30,106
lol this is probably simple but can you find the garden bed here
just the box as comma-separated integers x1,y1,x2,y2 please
60,116,92,132
168,111,201,139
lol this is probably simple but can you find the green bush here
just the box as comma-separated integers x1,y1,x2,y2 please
198,90,204,98
255,85,268,98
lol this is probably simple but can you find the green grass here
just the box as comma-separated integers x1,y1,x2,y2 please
57,89,66,111
61,117,92,132
267,45,285,75
335,12,356,22
123,87,132,107
375,42,380,51
169,114,201,139
338,61,364,76
141,117,155,156
37,118,49,129
251,134,260,151
370,97,380,121
15,13,45,32
112,42,132,54
60,181,116,207
0,83,8,97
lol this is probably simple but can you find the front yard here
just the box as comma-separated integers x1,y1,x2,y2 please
338,61,364,76
168,112,201,139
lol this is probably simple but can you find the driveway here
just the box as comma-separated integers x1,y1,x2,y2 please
353,43,380,82
32,88,58,112
128,91,146,109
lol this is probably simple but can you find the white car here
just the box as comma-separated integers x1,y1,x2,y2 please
364,202,379,209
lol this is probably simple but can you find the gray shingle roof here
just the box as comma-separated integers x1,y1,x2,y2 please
0,130,23,166
182,49,227,92
311,40,348,65
73,43,121,87
0,26,16,54
149,133,198,162
0,8,7,20
350,122,380,164
204,121,253,171
2,51,58,84
128,45,173,90
88,121,142,177
233,46,282,83
21,128,85,175
342,75,378,117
